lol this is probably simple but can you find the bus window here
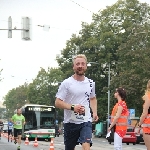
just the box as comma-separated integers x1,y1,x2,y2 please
23,111,37,130
40,112,55,127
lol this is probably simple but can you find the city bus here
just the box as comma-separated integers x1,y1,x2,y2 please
14,104,57,141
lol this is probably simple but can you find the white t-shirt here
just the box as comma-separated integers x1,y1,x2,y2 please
56,76,96,124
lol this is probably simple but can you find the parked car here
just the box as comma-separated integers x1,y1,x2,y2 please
124,125,144,144
107,125,144,144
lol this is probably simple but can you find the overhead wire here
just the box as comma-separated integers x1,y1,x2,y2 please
69,0,94,13
0,19,79,32
0,1,95,32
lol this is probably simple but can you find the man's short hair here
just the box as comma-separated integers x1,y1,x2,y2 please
73,54,87,63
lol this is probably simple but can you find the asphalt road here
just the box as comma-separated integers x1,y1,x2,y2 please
48,135,146,150
0,134,147,150
0,136,42,150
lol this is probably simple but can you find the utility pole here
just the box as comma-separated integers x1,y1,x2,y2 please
107,63,110,130
0,16,31,40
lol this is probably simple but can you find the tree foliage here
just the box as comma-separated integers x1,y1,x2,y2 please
27,67,63,105
3,83,28,118
56,0,150,119
3,67,64,120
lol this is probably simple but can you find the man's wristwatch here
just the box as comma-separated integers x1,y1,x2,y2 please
71,105,75,111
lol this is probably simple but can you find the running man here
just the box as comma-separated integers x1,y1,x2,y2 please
0,120,4,140
55,54,99,150
8,118,13,142
11,108,25,150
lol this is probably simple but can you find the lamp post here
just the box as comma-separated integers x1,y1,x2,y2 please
87,62,99,66
87,62,110,129
107,63,110,130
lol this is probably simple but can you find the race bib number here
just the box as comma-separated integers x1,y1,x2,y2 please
70,106,89,122
16,121,21,125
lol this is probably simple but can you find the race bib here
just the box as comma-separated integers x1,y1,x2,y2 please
70,106,89,122
9,126,13,129
16,121,21,125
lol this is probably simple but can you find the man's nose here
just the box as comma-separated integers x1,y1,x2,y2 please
78,64,83,67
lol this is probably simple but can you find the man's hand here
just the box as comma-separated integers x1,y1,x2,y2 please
92,113,99,122
74,105,85,114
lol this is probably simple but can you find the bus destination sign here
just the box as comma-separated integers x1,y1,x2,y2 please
28,107,52,111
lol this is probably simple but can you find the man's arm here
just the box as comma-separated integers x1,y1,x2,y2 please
22,117,26,125
55,98,72,110
55,98,84,113
90,97,97,114
90,97,98,121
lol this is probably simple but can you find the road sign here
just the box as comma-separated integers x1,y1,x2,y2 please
129,109,135,119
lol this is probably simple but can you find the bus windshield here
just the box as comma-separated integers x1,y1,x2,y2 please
21,105,56,131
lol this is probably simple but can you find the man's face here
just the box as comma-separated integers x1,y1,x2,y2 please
17,109,22,115
73,57,87,76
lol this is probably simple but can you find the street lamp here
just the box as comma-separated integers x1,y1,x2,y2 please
87,62,99,66
87,62,111,129
107,63,110,130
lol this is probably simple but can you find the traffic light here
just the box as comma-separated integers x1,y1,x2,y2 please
8,16,12,38
21,17,31,40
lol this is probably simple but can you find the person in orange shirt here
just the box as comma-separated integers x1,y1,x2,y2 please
138,80,150,150
107,87,129,150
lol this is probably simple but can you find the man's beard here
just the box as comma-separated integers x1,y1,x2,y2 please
75,70,85,76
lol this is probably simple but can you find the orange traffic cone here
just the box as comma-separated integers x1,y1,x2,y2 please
49,138,54,150
24,136,29,145
33,137,38,147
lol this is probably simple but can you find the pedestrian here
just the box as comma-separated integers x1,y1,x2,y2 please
107,87,129,150
0,120,4,140
11,108,26,150
8,118,13,142
55,54,98,150
138,80,150,149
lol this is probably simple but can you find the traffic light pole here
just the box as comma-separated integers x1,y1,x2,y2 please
0,16,30,40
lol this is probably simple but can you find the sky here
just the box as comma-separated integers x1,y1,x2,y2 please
0,0,150,102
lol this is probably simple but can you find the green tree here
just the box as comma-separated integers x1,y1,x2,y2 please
3,83,28,118
27,67,63,105
56,0,150,119
111,25,150,116
0,107,5,119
